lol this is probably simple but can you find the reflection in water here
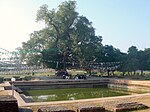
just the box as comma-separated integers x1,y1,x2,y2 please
24,88,130,102
38,95,48,99
69,97,75,100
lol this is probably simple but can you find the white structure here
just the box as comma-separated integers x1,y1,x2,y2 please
0,48,19,63
11,77,16,96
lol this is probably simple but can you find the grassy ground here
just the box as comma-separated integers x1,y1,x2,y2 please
0,69,86,81
1,69,150,81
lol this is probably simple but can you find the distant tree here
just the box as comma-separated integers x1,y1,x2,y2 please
137,50,147,75
126,46,139,75
96,45,122,76
144,48,150,71
101,45,122,62
117,52,128,76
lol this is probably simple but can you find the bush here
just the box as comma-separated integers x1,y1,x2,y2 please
24,76,32,81
4,78,11,81
13,76,20,79
13,76,22,81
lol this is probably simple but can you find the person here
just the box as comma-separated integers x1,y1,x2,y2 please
65,75,69,79
64,70,69,76
75,76,78,80
69,74,72,79
84,72,86,79
63,75,66,79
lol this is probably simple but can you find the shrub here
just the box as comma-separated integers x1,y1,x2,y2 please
24,76,32,81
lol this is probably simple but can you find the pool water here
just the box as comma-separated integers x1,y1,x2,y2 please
23,88,130,102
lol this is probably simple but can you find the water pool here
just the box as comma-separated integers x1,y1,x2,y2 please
23,88,130,102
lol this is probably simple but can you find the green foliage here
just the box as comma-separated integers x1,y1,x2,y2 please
18,1,150,76
24,76,32,81
118,46,150,76
20,1,103,69
41,48,63,69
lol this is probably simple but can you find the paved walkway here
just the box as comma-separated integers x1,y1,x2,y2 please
4,81,11,86
25,93,150,106
0,87,4,90
1,82,26,106
7,90,26,106
22,93,150,112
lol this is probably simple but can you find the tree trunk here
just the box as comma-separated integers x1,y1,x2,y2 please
141,70,143,76
89,68,92,76
63,52,66,70
112,71,115,76
107,70,110,77
128,71,130,76
55,37,59,48
122,71,125,76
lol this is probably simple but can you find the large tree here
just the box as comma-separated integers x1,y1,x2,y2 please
20,1,103,69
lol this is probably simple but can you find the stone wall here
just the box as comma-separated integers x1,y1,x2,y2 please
13,78,150,93
37,105,105,112
37,106,75,112
108,79,150,93
13,79,109,90
0,95,19,112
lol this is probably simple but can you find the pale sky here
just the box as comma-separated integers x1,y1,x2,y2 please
0,0,150,52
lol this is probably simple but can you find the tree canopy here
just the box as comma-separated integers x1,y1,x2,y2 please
19,1,150,75
20,1,103,69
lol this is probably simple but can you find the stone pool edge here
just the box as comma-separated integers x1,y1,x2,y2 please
5,78,150,107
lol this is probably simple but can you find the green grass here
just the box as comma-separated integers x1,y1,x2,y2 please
0,74,26,78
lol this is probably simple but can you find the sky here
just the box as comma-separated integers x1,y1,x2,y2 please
0,0,150,53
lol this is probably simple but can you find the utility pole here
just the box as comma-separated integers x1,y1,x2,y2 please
11,77,16,96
